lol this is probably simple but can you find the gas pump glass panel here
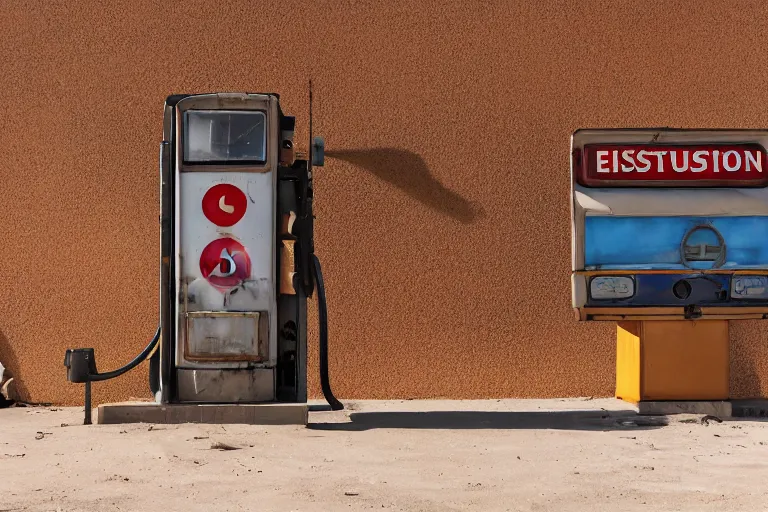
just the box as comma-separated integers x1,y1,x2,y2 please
570,129,768,320
183,110,267,163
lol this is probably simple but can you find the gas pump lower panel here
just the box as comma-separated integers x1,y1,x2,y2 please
184,311,267,363
176,368,275,403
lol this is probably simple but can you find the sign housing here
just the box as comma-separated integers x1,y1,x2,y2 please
570,128,768,321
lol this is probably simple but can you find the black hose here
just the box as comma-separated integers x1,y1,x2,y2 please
311,254,344,411
87,325,161,382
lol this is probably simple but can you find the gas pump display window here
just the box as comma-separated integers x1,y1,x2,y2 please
183,110,267,164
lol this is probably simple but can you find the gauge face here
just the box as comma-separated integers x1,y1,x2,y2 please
183,110,267,163
732,276,768,299
590,276,634,300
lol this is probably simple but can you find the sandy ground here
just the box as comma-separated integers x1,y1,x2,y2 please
1,398,768,512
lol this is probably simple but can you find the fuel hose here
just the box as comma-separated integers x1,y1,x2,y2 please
312,254,344,411
86,326,161,382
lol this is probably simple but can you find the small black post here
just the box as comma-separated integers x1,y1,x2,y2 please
84,380,92,425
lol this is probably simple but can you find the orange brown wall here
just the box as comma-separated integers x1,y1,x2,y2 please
1,0,767,406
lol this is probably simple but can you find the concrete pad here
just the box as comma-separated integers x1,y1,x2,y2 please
8,399,768,511
95,401,308,425
632,400,732,417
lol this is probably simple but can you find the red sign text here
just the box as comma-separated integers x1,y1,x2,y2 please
578,144,768,187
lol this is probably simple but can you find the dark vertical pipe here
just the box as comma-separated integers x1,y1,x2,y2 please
84,380,92,425
312,254,343,411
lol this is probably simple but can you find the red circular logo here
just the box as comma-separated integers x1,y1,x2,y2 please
202,184,247,227
199,238,251,291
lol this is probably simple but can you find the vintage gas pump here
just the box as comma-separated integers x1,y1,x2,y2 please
571,129,768,411
65,90,343,423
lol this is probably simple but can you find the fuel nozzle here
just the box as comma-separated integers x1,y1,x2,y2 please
64,348,98,384
63,326,161,425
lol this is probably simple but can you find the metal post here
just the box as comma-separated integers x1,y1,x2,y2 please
84,380,92,425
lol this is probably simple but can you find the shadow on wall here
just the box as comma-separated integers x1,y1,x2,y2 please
326,148,486,224
0,329,29,403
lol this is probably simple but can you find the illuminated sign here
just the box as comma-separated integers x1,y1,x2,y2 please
576,143,768,187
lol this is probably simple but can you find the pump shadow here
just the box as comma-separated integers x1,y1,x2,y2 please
307,410,669,432
325,148,485,224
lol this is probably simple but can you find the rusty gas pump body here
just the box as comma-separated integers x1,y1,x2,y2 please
65,91,341,423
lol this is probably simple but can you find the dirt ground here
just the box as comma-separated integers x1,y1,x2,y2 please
1,398,768,512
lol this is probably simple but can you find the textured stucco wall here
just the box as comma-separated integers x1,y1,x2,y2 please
2,0,768,406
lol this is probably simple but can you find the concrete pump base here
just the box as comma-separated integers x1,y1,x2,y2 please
94,401,308,425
